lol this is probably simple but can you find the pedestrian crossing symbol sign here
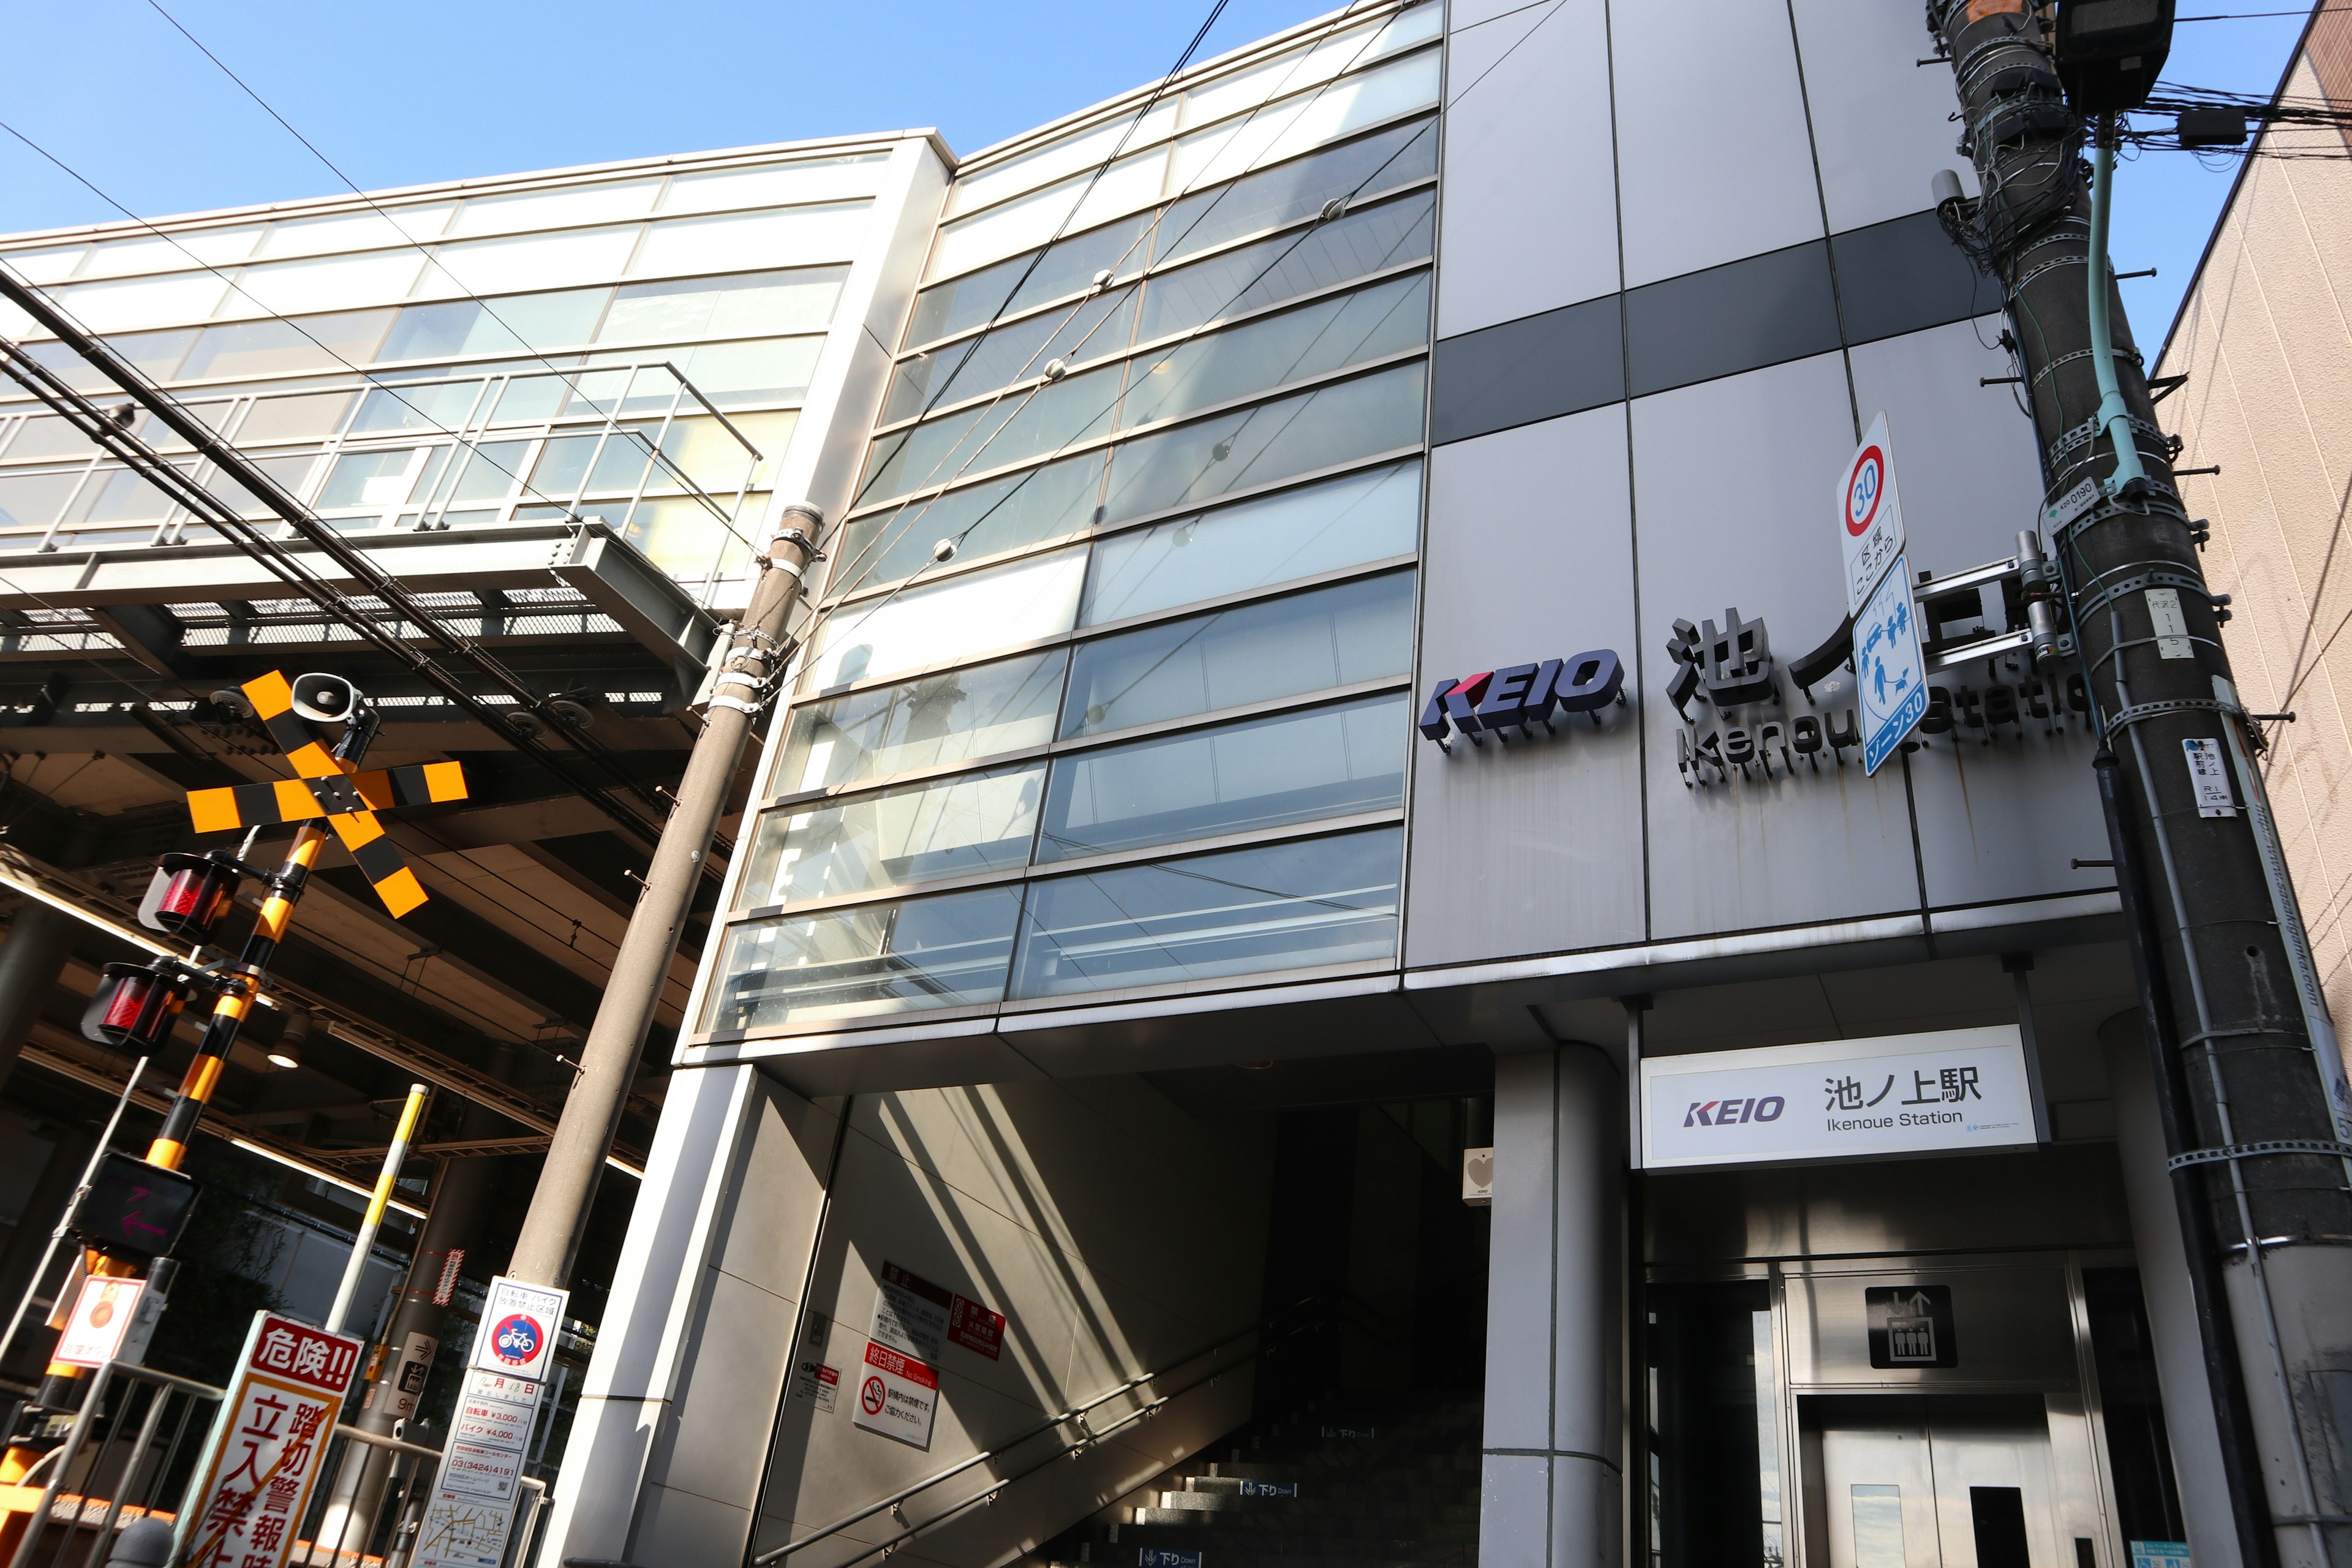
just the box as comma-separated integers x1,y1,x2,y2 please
1856,555,1928,775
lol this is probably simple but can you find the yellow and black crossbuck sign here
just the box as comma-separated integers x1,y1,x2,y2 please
183,670,468,918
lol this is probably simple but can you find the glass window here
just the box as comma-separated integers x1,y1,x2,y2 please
235,391,355,446
67,466,178,526
426,227,641,296
663,337,826,407
660,154,890,215
351,378,491,435
772,650,1068,794
77,226,263,278
1062,570,1414,736
619,493,756,578
1009,826,1401,998
832,452,1102,595
254,205,451,257
57,273,229,333
584,424,659,492
909,211,1156,348
178,311,394,380
205,452,320,519
600,268,847,344
1039,695,1405,862
95,330,201,383
320,447,434,510
1118,272,1428,431
2,246,86,284
1180,6,1441,130
928,151,1166,284
946,104,1180,221
804,548,1087,691
1158,116,1436,268
1101,361,1424,527
647,412,793,492
883,286,1136,425
0,471,83,532
447,178,662,238
630,205,872,277
529,434,600,499
235,252,426,316
1088,460,1417,627
1172,50,1441,194
1646,1283,1787,1568
701,885,1022,1033
14,342,115,396
379,290,609,361
448,440,529,505
1137,190,1434,342
3,416,99,463
861,362,1120,505
738,762,1045,910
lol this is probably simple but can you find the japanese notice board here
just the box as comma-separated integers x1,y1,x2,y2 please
854,1262,1006,1448
1640,1025,2037,1169
413,1276,568,1568
1838,413,1928,775
176,1313,363,1568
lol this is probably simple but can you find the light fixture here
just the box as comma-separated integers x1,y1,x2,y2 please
265,1007,312,1071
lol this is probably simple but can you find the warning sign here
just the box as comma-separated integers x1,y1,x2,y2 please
795,1361,840,1413
872,1262,950,1364
948,1293,1005,1360
852,1339,939,1449
173,1313,362,1568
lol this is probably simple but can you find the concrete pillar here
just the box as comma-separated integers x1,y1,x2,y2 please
1480,1046,1623,1568
2101,1011,2241,1568
0,902,79,1091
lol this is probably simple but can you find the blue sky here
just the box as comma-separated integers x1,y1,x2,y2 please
0,0,2315,353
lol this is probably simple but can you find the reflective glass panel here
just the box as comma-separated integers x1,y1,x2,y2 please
1158,116,1436,267
57,273,229,333
804,548,1087,690
1038,695,1406,862
530,435,599,499
663,337,825,406
945,102,1178,219
600,268,847,343
772,650,1067,794
320,448,428,510
1087,459,1419,624
882,286,1137,424
235,391,355,445
649,413,792,492
72,225,259,275
660,155,888,214
619,494,761,578
908,211,1156,347
254,205,451,257
379,290,609,360
927,150,1165,284
447,178,662,237
1117,272,1428,431
69,466,178,526
859,362,1118,503
831,452,1102,595
1179,6,1441,129
1009,826,1401,998
1061,570,1414,736
448,440,529,505
3,246,86,285
426,227,641,296
236,251,425,315
737,762,1044,910
95,330,200,383
0,471,81,532
702,885,1021,1032
178,311,395,380
1135,190,1434,342
1172,50,1440,193
630,205,872,276
1100,361,1424,526
4,416,98,462
585,424,658,492
14,342,115,396
350,378,489,434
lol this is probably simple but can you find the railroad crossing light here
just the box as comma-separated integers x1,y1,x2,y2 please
136,851,243,943
289,671,362,725
82,961,192,1052
2054,0,2175,114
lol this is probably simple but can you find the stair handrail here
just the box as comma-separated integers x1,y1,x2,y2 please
735,1294,1333,1568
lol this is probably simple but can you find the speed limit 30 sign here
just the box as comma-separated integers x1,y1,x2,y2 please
1840,412,1907,616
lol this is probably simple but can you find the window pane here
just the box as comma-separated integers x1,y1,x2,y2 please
3,246,86,284
530,434,600,499
739,762,1044,909
4,415,98,462
235,251,425,316
75,224,260,276
646,413,788,492
179,311,394,380
1172,50,1441,194
1101,361,1424,526
1062,570,1414,736
1088,460,1418,625
426,227,641,296
772,650,1067,794
99,330,201,383
380,290,609,360
320,448,428,509
883,286,1136,424
69,466,179,526
493,375,569,424
449,440,529,505
254,205,451,257
585,424,658,491
664,337,825,407
352,378,489,434
944,102,1178,220
832,452,1101,595
859,361,1118,504
804,548,1087,690
235,391,355,445
908,211,1156,347
448,178,662,238
1137,190,1435,342
1010,826,1401,997
928,151,1166,284
660,155,889,215
618,494,757,578
56,273,229,333
702,886,1021,1032
0,471,81,532
630,206,872,277
1040,695,1405,862
1158,116,1436,268
600,268,847,344
1118,272,1428,431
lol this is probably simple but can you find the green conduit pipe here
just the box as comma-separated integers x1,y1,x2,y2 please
2088,112,2150,498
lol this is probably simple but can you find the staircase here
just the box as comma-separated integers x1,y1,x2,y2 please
1042,1393,1481,1568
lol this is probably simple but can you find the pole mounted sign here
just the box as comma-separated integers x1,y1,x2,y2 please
1839,414,1929,775
416,1276,570,1568
1841,413,1907,617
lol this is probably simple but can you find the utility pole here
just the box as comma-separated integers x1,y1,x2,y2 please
507,507,821,1290
1931,6,2352,1568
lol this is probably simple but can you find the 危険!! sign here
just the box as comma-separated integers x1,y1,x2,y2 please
1640,1026,2037,1168
1417,649,1624,754
175,1314,363,1568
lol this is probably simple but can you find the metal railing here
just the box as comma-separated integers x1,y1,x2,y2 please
6,1362,222,1568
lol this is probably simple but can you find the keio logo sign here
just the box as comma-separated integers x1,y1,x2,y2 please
1418,650,1624,755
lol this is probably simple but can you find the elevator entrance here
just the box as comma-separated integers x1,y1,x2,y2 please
1807,1396,2068,1568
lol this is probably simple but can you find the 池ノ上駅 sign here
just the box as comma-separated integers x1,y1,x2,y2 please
1417,649,1624,755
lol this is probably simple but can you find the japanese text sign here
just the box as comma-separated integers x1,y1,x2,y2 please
176,1313,361,1568
468,1275,565,1382
871,1262,950,1365
1640,1026,2036,1169
1840,412,1907,617
51,1276,146,1368
948,1293,1005,1360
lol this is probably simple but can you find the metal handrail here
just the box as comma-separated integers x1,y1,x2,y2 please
737,1293,1336,1568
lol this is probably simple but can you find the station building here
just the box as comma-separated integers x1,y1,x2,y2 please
0,4,2264,1568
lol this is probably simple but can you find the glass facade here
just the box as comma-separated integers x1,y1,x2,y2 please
0,151,883,595
702,7,1434,1036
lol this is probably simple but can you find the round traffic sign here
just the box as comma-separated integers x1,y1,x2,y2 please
489,1313,545,1368
861,1375,888,1414
1845,446,1886,537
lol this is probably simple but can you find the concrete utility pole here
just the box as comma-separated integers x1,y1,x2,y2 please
1931,7,2352,1568
508,507,821,1290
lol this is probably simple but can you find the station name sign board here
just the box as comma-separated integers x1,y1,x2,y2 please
1640,1026,2036,1169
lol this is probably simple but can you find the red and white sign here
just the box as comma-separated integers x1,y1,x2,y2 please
872,1262,951,1365
948,1294,1005,1360
467,1275,564,1382
851,1339,939,1449
1839,411,1907,617
52,1276,145,1368
176,1313,361,1568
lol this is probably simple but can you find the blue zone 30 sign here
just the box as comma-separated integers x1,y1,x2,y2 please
1418,650,1624,754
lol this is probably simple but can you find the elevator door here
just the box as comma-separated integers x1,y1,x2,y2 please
1814,1399,2064,1568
